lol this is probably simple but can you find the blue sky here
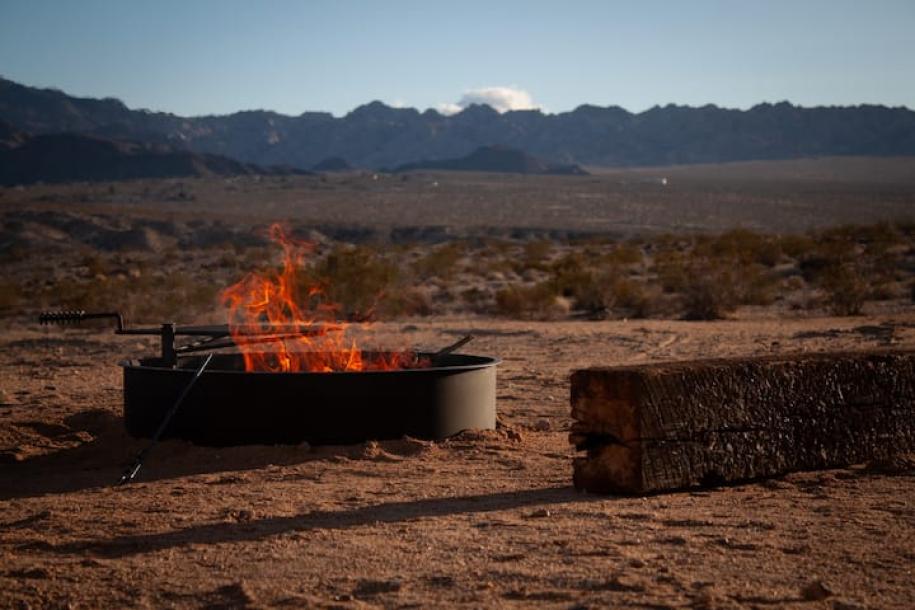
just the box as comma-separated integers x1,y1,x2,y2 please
1,0,913,117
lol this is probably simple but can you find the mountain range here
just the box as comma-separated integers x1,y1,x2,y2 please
2,77,915,171
0,120,306,186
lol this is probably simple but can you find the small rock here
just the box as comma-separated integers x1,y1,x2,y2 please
505,429,523,442
426,575,455,588
224,509,255,522
801,580,833,601
9,567,50,579
832,599,867,610
528,508,551,519
533,419,551,432
353,579,401,597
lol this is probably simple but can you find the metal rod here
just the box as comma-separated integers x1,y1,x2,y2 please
431,335,474,364
117,353,214,486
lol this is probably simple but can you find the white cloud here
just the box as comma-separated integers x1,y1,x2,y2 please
436,86,541,115
436,102,463,116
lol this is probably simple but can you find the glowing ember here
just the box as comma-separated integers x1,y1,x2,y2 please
220,224,424,373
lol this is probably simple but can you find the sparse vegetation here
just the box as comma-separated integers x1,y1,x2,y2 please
6,190,914,324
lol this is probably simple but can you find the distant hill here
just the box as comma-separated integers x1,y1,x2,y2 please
393,145,588,175
2,77,915,170
0,128,306,186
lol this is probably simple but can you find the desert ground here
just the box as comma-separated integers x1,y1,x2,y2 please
1,160,914,609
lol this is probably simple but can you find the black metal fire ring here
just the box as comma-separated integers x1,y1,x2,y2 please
122,352,500,447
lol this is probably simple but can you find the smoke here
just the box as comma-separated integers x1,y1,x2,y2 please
436,86,540,115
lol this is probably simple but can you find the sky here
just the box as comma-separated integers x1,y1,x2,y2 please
1,0,914,117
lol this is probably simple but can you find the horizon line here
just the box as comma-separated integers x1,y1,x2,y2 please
3,75,914,120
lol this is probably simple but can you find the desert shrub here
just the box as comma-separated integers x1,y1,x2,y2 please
680,263,741,320
493,282,564,320
605,276,651,318
412,242,465,280
40,272,221,322
378,287,433,317
519,239,553,271
549,252,594,294
736,264,778,306
603,242,644,267
460,286,488,310
817,264,867,316
777,234,818,260
654,250,691,293
308,245,400,320
695,229,782,267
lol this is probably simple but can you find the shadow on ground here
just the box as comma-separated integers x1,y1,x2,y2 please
0,409,344,500
50,485,590,558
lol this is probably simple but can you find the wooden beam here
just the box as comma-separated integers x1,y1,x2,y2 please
570,350,915,494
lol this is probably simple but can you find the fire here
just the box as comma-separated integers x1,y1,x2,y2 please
220,224,424,373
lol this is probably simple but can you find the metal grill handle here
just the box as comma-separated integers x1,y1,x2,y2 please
39,310,125,331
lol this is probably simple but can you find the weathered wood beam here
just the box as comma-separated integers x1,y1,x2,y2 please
570,350,915,494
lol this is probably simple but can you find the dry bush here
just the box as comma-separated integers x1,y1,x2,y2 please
307,245,400,320
605,276,652,318
518,239,553,271
654,249,691,293
40,272,221,323
659,252,776,320
777,234,818,260
691,229,782,267
602,242,644,267
680,261,742,320
378,287,433,317
817,264,868,316
412,242,466,280
548,252,601,310
460,286,488,310
493,282,564,320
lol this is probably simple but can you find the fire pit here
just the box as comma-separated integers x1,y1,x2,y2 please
39,311,499,447
122,351,498,446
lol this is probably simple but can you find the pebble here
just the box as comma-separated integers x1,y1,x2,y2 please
505,429,523,442
533,418,551,431
353,579,401,596
801,580,833,601
831,599,866,610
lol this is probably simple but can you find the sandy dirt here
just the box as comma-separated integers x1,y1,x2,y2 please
1,314,914,609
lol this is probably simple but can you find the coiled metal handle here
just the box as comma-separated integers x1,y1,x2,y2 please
39,310,124,331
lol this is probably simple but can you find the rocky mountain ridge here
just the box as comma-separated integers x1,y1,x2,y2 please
2,77,914,170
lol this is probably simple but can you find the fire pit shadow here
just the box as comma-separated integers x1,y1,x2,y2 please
0,408,356,500
52,486,597,559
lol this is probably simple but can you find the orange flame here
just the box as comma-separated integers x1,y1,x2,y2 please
220,224,423,373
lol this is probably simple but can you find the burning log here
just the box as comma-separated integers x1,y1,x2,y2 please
570,350,915,494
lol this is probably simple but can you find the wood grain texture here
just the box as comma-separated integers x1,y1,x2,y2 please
571,350,915,494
